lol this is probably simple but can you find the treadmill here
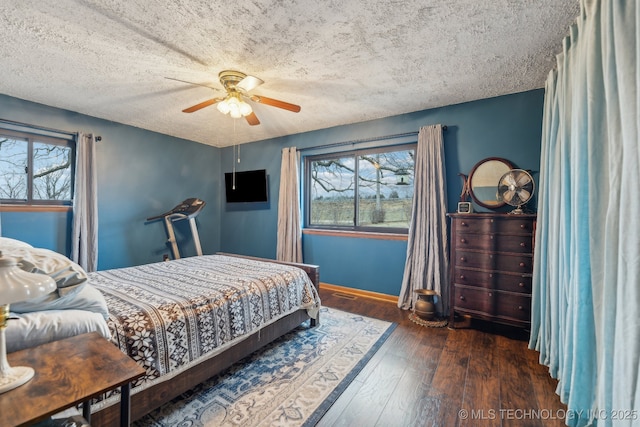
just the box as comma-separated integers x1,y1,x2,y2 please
147,198,206,259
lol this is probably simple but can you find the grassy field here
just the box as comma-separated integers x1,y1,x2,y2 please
310,198,412,228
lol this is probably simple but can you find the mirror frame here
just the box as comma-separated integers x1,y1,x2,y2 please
467,157,514,209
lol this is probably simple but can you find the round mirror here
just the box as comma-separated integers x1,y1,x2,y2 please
468,157,514,209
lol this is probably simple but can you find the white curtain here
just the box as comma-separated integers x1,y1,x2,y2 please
71,133,98,272
276,147,302,263
529,1,640,426
397,125,448,314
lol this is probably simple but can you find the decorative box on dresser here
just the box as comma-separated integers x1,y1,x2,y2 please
448,213,536,330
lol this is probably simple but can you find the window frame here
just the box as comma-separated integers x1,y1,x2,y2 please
0,128,76,206
303,142,416,234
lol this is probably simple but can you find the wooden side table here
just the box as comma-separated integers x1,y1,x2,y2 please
1,332,145,427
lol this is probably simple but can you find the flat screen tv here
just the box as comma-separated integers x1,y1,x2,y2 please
224,169,269,203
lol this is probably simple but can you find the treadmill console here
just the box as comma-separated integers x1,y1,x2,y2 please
173,198,205,216
147,198,206,221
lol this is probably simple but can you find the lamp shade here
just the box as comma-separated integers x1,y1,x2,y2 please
0,252,56,305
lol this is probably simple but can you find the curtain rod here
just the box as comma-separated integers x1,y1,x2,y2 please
297,125,447,153
0,118,102,141
0,118,76,138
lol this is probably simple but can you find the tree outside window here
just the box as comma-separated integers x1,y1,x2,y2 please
0,130,74,205
305,144,415,233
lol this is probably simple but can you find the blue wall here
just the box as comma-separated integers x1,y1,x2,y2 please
219,90,544,296
0,94,222,269
1,89,544,296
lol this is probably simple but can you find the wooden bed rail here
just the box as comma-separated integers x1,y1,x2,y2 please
216,252,320,292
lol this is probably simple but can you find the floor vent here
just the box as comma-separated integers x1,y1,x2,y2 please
332,292,357,300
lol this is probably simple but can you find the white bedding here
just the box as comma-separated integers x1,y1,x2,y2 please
6,309,110,353
0,239,111,353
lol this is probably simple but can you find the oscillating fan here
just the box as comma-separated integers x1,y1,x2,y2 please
497,169,535,214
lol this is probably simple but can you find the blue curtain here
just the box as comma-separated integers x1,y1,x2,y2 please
529,1,639,426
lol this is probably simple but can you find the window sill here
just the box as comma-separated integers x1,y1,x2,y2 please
302,228,408,241
0,205,72,213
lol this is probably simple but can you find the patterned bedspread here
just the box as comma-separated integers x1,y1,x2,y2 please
89,254,320,394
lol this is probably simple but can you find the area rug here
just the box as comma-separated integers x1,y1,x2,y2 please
134,307,396,427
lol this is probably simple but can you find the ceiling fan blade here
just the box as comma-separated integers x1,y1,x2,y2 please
237,75,264,92
165,77,218,90
250,95,301,113
182,98,223,113
245,112,260,126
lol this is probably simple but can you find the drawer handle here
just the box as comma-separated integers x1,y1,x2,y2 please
489,273,493,278
518,305,524,310
520,224,527,229
490,235,494,240
519,262,526,267
461,221,467,226
460,257,466,262
460,275,465,280
520,242,526,247
519,282,525,287
459,295,466,301
460,238,467,243
488,292,493,297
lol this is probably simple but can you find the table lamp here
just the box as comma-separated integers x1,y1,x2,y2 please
0,251,56,393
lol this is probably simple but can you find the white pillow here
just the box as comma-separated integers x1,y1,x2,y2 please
0,246,108,319
0,246,88,295
5,309,111,353
0,237,33,248
11,284,109,319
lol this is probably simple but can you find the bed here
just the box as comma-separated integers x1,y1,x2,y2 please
1,238,320,426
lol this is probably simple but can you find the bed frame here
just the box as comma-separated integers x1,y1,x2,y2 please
91,254,320,426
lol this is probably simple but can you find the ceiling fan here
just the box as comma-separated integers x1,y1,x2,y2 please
169,70,301,126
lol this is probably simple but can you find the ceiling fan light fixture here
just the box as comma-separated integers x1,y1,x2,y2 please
229,107,242,119
217,93,252,119
238,101,252,117
217,99,230,114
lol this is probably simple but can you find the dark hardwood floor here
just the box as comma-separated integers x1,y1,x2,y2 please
316,287,567,427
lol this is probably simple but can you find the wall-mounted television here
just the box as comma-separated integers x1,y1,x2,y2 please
224,169,269,203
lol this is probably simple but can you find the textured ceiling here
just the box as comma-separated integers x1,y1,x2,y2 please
0,1,580,148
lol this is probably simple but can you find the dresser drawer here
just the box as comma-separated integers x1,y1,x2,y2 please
456,233,533,253
494,217,536,234
453,217,535,235
453,267,532,293
453,218,496,234
455,250,533,272
454,285,495,314
496,292,531,322
453,286,531,322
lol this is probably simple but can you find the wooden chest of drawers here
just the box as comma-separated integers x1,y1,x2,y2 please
448,213,536,329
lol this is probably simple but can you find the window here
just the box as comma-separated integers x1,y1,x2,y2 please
0,129,75,205
305,144,415,233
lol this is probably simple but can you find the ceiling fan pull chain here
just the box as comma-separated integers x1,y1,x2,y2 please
232,120,237,189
